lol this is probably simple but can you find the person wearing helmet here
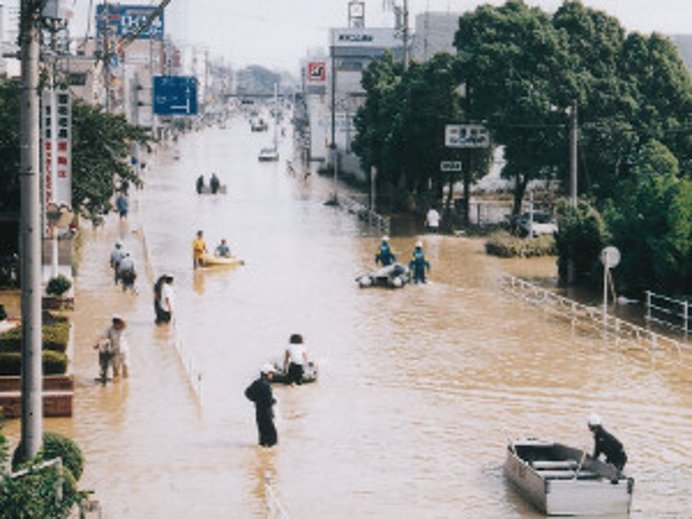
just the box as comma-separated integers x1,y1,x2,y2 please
588,414,627,477
244,364,278,447
409,241,430,284
110,241,126,284
375,236,396,266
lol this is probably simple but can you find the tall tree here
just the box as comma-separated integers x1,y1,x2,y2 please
0,80,21,213
71,101,149,222
454,0,574,215
604,140,692,294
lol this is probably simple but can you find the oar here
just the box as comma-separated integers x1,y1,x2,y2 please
573,446,588,479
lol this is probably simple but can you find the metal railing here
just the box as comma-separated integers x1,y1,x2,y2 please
264,472,289,519
136,222,204,404
645,291,690,338
501,275,689,368
172,320,204,403
335,194,390,235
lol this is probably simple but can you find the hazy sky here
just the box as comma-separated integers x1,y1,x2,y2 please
70,0,691,71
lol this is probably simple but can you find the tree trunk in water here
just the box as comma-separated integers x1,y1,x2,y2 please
512,174,528,217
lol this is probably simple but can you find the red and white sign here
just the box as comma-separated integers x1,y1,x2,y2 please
42,90,72,214
307,61,327,83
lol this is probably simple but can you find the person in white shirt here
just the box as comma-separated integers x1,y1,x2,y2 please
156,275,175,324
283,334,308,385
94,315,129,381
110,241,126,284
117,252,137,292
425,207,441,233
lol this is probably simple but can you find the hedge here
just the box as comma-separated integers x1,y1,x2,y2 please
12,432,84,482
0,350,68,376
485,231,557,258
0,321,70,353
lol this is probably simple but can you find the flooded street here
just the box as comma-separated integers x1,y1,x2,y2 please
4,115,691,518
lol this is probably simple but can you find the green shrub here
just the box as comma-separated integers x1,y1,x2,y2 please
12,431,84,482
485,231,557,258
0,321,70,353
0,351,68,376
46,275,72,297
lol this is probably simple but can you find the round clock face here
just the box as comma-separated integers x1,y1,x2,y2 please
350,2,364,17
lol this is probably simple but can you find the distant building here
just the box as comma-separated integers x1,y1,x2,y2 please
302,1,403,181
412,11,462,62
670,35,692,73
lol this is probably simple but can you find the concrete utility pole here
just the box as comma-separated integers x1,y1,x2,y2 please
402,0,409,71
569,99,578,208
19,0,44,461
567,99,578,284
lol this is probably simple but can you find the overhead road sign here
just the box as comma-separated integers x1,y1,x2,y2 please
445,124,490,148
96,4,165,40
153,76,198,116
440,161,462,172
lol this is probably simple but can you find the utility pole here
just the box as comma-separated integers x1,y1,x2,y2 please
402,0,409,70
569,99,578,208
18,0,44,462
567,99,578,284
330,31,338,196
102,0,111,112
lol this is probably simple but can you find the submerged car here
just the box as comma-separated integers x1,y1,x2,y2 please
356,263,410,289
515,211,558,237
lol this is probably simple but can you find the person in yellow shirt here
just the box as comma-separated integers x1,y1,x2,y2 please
192,230,208,269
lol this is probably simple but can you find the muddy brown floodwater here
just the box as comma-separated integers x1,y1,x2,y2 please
4,115,691,518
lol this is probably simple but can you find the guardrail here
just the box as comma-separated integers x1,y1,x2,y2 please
135,221,204,405
645,291,690,338
172,321,204,403
334,194,390,235
501,275,689,368
264,472,289,518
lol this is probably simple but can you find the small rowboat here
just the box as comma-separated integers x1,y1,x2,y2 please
198,185,227,194
269,361,318,385
504,439,634,516
199,254,244,268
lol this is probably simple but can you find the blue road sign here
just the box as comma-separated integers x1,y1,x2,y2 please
96,4,165,40
153,76,198,116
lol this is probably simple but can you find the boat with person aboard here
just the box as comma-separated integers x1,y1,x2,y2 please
504,439,634,516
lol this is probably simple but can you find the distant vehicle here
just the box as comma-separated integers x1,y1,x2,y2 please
258,147,279,162
250,117,268,132
514,211,558,237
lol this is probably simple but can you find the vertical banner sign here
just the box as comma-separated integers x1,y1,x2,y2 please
42,90,72,210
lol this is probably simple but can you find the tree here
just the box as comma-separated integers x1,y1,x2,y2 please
604,140,692,294
0,79,21,214
454,0,574,216
0,80,149,224
71,101,149,222
555,199,609,285
352,53,479,214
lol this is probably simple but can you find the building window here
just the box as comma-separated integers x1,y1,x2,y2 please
68,73,87,86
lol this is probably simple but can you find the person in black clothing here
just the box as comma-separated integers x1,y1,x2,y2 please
196,175,205,194
210,173,220,194
588,414,627,476
245,364,278,447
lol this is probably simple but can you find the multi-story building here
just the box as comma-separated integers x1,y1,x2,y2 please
304,1,403,182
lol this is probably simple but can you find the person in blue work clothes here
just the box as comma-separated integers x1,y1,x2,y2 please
409,241,430,284
375,236,396,266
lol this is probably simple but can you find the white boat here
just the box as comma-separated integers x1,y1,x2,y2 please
258,147,279,162
504,439,634,516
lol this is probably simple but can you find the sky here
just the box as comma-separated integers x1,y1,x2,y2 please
67,0,692,72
